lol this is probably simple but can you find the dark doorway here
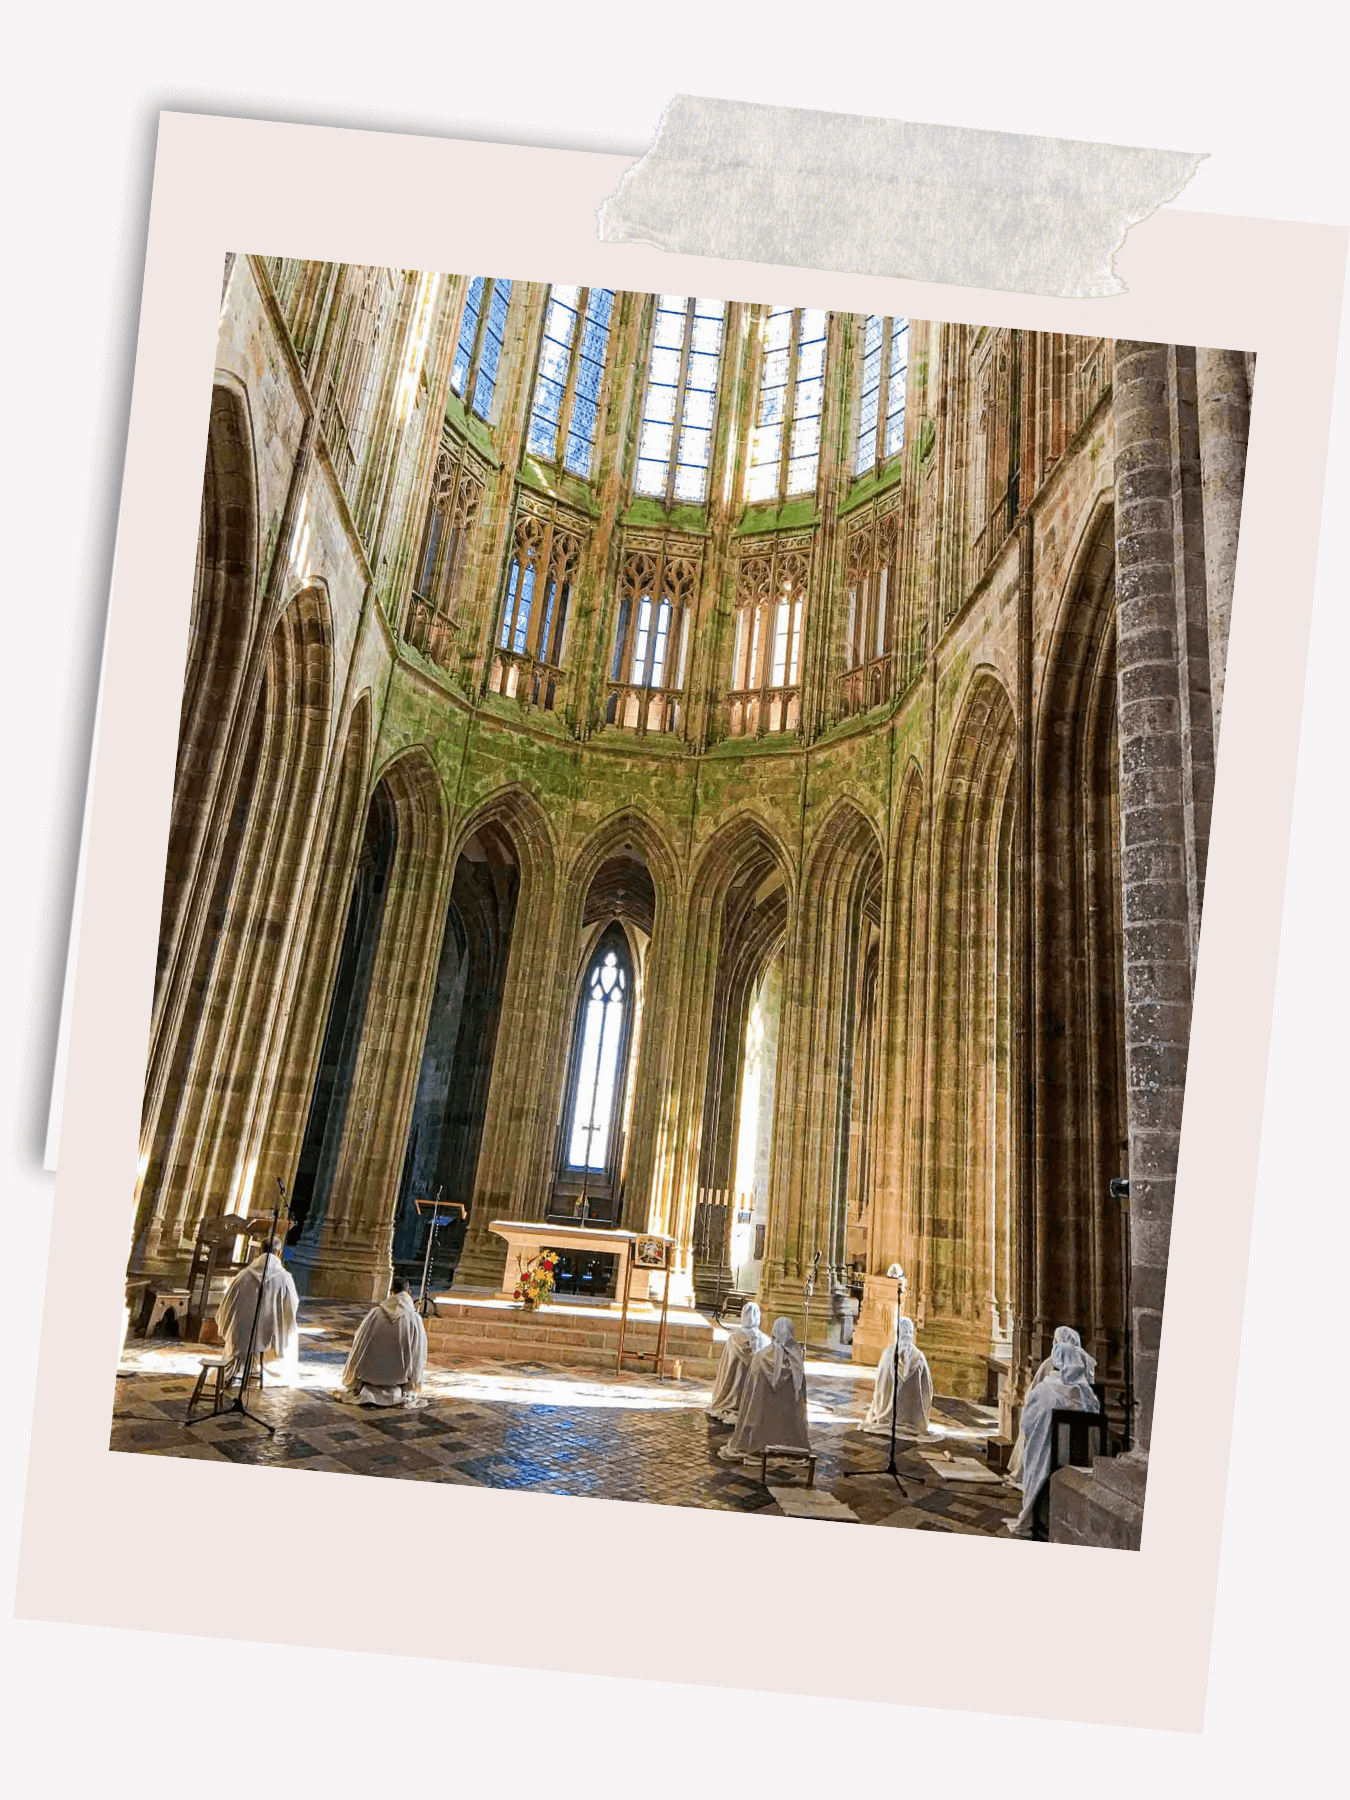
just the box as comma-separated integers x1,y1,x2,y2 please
392,821,521,1281
288,782,397,1247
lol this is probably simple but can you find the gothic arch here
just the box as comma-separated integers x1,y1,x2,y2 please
297,743,453,1297
565,805,682,926
1030,495,1126,1382
154,377,262,1028
920,668,1017,1388
257,688,375,1209
133,582,336,1269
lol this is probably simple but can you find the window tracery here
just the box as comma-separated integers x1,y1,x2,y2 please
528,285,616,478
633,296,727,505
970,326,1023,583
405,436,487,674
450,276,513,421
854,315,909,476
490,500,586,713
321,265,399,495
746,307,828,504
606,539,700,735
840,503,901,717
728,537,811,736
563,925,634,1174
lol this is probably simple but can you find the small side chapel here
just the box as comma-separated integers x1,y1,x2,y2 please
124,255,1251,1547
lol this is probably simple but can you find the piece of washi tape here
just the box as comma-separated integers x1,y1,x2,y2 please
597,95,1206,298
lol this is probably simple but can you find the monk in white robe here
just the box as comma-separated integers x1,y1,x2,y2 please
1009,1325,1097,1480
339,1280,427,1407
720,1317,810,1463
216,1249,299,1383
1008,1342,1100,1536
706,1301,769,1425
860,1313,933,1437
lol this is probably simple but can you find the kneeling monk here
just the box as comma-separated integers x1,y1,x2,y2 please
217,1247,299,1383
340,1278,427,1407
706,1301,770,1425
860,1313,933,1437
720,1317,810,1463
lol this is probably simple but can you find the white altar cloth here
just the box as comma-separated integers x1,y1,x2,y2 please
488,1220,673,1300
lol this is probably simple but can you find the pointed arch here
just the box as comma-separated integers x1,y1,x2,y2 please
1031,494,1126,1384
132,581,336,1268
921,667,1017,1390
152,376,262,1038
297,743,453,1297
565,805,682,926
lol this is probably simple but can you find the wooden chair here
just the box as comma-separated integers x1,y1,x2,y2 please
1031,1406,1109,1541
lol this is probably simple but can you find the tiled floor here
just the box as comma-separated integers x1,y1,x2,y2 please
109,1300,1022,1535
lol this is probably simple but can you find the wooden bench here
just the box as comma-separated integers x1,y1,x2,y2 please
1031,1407,1108,1541
759,1445,817,1488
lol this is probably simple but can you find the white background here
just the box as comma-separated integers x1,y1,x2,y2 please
2,3,1344,1792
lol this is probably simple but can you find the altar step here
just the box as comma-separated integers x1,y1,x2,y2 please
425,1293,721,1378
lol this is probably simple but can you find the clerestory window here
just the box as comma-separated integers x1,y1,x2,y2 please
450,276,513,421
746,306,828,504
633,296,727,505
528,285,616,479
854,315,909,476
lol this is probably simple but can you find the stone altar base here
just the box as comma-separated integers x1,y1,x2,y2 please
426,1290,721,1379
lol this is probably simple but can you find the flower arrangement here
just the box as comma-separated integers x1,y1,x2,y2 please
514,1250,558,1310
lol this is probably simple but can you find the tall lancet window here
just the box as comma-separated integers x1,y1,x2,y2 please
854,315,909,475
528,285,616,478
565,926,633,1172
746,306,828,503
450,277,513,421
633,295,727,504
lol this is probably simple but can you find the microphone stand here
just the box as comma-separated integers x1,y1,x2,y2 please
188,1181,284,1434
843,1268,908,1494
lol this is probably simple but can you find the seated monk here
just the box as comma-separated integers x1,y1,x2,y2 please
1009,1324,1097,1481
339,1278,427,1407
1007,1341,1100,1536
720,1317,810,1463
706,1301,769,1425
216,1247,300,1383
860,1313,933,1437
1030,1324,1096,1390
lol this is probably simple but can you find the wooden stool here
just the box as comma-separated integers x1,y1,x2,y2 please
185,1353,265,1420
760,1445,817,1488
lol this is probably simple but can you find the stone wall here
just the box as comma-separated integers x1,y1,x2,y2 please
131,263,1247,1544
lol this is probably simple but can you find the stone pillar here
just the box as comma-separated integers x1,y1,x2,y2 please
1195,349,1251,752
1051,343,1202,1546
1112,340,1200,1460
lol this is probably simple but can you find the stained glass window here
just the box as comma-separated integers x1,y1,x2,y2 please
528,285,616,479
450,276,513,421
565,928,632,1171
854,315,909,474
634,295,727,504
747,307,828,503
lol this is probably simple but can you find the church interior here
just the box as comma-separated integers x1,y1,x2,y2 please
112,255,1252,1547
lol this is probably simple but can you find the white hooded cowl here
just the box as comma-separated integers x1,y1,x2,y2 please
340,1290,428,1407
216,1251,299,1382
720,1317,810,1462
861,1312,933,1436
706,1301,770,1424
1010,1342,1100,1534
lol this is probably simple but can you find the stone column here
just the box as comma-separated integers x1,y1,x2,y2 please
1195,349,1251,752
1051,343,1199,1547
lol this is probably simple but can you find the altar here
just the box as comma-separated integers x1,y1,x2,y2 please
488,1220,673,1302
418,1220,698,1378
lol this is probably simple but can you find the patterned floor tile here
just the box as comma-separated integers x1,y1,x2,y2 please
110,1301,1022,1536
